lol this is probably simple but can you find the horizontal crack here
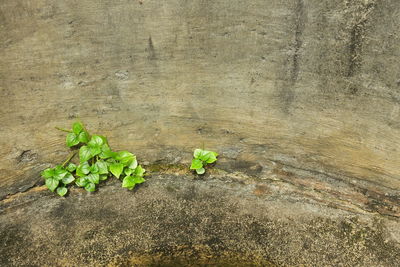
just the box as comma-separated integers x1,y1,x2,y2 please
1,161,398,219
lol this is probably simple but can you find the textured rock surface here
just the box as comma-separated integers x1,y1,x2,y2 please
1,0,400,265
1,170,400,266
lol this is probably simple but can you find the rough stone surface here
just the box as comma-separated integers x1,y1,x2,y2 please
1,0,400,266
1,170,400,266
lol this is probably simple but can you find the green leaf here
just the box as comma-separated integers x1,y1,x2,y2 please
90,164,99,174
57,187,68,197
78,131,90,143
85,182,96,192
123,175,145,190
124,168,133,176
66,163,77,172
122,175,135,190
89,146,101,157
196,167,205,175
198,151,211,162
76,162,90,177
45,178,59,192
133,176,145,184
99,174,108,181
66,133,80,147
116,151,135,166
194,149,203,158
88,135,104,147
62,173,75,184
75,177,88,187
87,173,100,184
134,165,145,177
129,159,138,170
53,168,68,181
87,136,103,156
95,160,108,174
109,163,124,178
98,135,108,145
79,146,92,163
106,158,116,164
41,168,55,179
204,151,217,164
99,144,116,159
72,122,84,135
190,158,203,170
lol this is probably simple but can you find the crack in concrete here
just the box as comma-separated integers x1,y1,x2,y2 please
1,161,398,219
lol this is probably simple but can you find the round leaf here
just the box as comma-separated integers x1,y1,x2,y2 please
116,151,135,166
134,165,145,177
205,152,217,164
66,163,77,172
62,172,75,184
85,182,96,192
196,168,205,175
95,160,109,174
76,162,90,177
78,131,90,143
99,174,108,181
122,175,135,190
194,149,203,158
90,164,99,174
198,151,211,162
45,178,59,192
66,133,79,147
57,187,68,197
124,168,133,176
41,168,55,179
89,145,101,157
99,144,116,159
88,135,104,147
87,173,100,185
133,176,145,184
190,158,203,170
129,159,138,170
53,168,68,181
72,122,84,135
79,146,92,163
75,177,88,187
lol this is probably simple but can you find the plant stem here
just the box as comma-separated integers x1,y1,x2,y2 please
55,127,72,133
62,152,76,167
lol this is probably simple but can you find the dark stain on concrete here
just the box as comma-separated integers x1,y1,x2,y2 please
291,0,306,83
148,36,157,60
345,1,376,78
279,0,307,114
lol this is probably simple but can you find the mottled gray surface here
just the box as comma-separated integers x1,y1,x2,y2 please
1,0,400,265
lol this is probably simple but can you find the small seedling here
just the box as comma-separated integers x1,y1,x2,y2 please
190,148,218,174
41,121,146,196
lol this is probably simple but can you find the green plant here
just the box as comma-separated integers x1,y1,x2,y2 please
190,148,218,174
41,122,146,196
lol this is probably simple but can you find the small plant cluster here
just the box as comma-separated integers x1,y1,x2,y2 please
190,149,218,174
41,122,145,196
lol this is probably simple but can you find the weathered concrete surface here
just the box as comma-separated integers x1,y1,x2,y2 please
1,170,400,266
1,0,400,265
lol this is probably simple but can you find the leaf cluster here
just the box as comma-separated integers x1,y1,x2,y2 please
41,122,145,196
190,149,218,174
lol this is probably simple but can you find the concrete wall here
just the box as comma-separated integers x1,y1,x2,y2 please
1,1,400,265
1,0,399,200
